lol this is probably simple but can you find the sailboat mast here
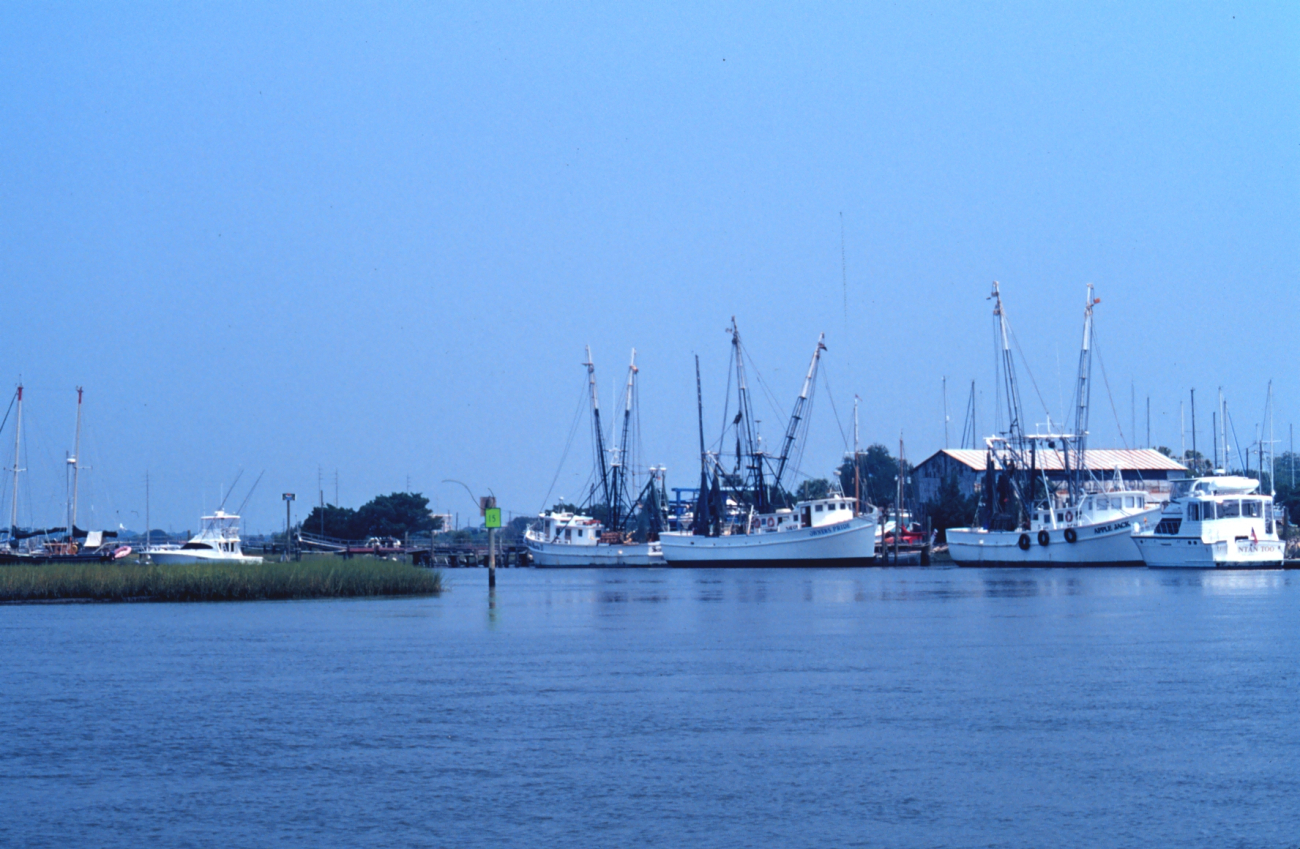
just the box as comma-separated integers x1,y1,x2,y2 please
70,387,83,538
772,333,826,495
9,385,22,543
585,347,612,517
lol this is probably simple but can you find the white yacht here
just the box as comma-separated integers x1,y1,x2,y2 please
149,511,264,565
1135,476,1284,569
660,496,879,566
948,485,1160,567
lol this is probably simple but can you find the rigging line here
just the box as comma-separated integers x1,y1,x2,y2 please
1007,326,1054,426
819,364,850,451
539,381,590,513
1090,335,1130,449
1225,407,1247,473
0,390,15,443
739,342,789,426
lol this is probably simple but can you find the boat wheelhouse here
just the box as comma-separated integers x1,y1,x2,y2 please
1135,476,1284,569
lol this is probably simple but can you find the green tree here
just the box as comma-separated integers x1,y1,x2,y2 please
924,474,978,542
349,492,439,538
837,444,910,506
299,503,359,539
795,478,832,501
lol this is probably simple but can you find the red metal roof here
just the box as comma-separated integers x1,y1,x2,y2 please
922,448,1188,473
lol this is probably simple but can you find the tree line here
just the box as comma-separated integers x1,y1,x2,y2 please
299,492,442,541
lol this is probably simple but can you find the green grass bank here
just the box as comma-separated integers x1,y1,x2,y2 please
0,555,443,603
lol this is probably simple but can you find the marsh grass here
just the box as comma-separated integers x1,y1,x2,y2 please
0,555,443,603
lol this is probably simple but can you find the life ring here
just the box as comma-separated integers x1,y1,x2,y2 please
1065,511,1073,523
1018,533,1031,551
767,516,775,529
1064,528,1078,544
1037,530,1050,547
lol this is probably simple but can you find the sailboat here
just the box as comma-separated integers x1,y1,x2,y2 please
659,319,878,567
0,386,129,563
525,348,668,567
947,284,1161,567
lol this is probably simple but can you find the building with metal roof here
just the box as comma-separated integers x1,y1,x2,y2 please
914,448,1188,504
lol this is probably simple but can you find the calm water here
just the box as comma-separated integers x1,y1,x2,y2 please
3,566,1299,848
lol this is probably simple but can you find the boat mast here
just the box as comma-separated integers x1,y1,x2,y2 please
69,387,84,540
729,318,767,514
853,395,862,512
1070,287,1099,503
608,349,638,531
585,347,613,519
693,354,712,536
772,332,826,499
989,282,1025,448
8,384,22,547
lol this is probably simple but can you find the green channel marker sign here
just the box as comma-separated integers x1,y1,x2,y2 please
484,507,502,528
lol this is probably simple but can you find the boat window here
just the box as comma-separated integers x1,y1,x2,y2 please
1219,500,1241,518
565,528,572,540
1187,503,1199,521
180,542,213,550
1201,501,1215,520
815,504,823,512
1124,496,1134,508
1057,513,1065,523
1137,495,1145,507
1244,500,1262,518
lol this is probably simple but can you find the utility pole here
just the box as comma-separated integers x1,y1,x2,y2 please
282,493,295,561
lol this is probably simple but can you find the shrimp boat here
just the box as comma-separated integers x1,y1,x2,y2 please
1135,476,1284,569
149,510,263,565
526,348,668,567
947,284,1162,567
659,319,878,567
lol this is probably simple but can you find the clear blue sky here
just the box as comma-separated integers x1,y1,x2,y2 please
1,3,1296,533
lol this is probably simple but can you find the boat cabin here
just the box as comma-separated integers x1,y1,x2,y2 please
753,497,858,534
532,511,604,547
1028,490,1151,531
1152,477,1276,542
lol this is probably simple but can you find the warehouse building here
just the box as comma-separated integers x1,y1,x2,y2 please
913,448,1189,504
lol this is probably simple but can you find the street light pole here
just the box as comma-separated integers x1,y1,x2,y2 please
282,492,295,562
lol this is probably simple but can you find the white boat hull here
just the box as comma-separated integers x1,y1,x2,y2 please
148,551,264,566
660,516,877,566
947,509,1158,567
1136,536,1284,569
526,539,662,567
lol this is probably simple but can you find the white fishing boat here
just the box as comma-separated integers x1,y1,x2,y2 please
948,283,1167,568
526,348,668,567
660,319,879,567
526,510,662,567
660,496,878,566
947,475,1160,567
1135,476,1284,569
149,510,263,565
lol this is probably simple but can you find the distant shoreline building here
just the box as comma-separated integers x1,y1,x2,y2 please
913,448,1188,504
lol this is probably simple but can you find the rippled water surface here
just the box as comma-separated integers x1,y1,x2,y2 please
3,566,1299,848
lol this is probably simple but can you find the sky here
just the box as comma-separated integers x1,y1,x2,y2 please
1,2,1296,534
